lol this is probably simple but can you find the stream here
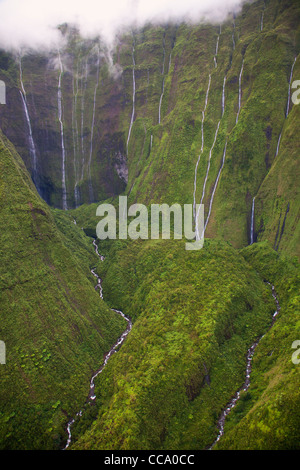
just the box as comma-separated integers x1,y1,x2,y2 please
209,282,281,449
63,238,132,450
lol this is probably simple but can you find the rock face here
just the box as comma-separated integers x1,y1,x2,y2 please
0,0,299,259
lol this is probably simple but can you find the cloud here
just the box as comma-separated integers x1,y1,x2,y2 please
0,0,246,51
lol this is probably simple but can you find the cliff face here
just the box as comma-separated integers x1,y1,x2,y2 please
0,0,299,257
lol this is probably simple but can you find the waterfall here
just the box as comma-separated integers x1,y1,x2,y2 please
275,132,282,158
260,11,264,31
200,120,221,206
204,141,227,235
19,57,40,193
286,57,296,118
214,33,220,68
158,35,166,124
250,196,255,245
88,47,100,203
73,62,80,207
80,57,88,180
126,38,136,152
193,74,211,223
222,76,226,117
232,18,236,51
57,51,68,210
275,57,297,158
236,58,244,124
158,78,165,125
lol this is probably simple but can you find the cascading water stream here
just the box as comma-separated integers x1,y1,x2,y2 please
214,30,220,68
158,35,166,124
250,196,255,245
203,140,227,236
19,57,40,193
80,57,89,178
193,74,211,225
126,37,136,153
275,56,296,158
88,47,101,203
200,120,221,207
286,57,296,118
209,283,281,450
73,62,80,207
63,238,132,450
222,76,226,117
57,51,68,210
236,58,244,124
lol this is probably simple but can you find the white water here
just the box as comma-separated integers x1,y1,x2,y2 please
126,39,136,152
232,18,236,51
260,11,264,31
286,57,296,118
214,34,220,68
200,120,221,206
250,196,255,245
209,283,281,450
63,238,132,450
203,140,227,235
158,78,165,125
19,58,39,191
222,76,226,117
193,74,211,223
275,132,282,158
275,57,297,158
88,47,101,202
57,51,68,210
72,63,80,207
158,36,166,124
236,58,244,124
80,57,89,181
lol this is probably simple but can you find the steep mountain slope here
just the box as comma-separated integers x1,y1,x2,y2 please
71,238,299,450
0,0,299,452
0,0,298,258
0,131,127,449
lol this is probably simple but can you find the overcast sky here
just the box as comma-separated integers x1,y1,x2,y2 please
0,0,246,51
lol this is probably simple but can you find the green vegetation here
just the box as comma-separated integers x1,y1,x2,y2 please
0,0,299,451
0,132,127,449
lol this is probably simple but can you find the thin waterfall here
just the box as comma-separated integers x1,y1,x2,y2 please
19,58,40,193
275,132,282,158
286,57,296,118
73,62,80,207
275,57,297,158
214,33,220,68
250,196,255,245
158,35,166,124
236,58,244,124
232,18,236,51
88,47,100,203
222,76,226,117
260,11,264,31
80,57,88,179
193,74,211,223
200,120,221,206
57,51,68,210
204,140,227,234
126,37,136,152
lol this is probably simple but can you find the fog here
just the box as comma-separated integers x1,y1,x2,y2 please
0,0,247,51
